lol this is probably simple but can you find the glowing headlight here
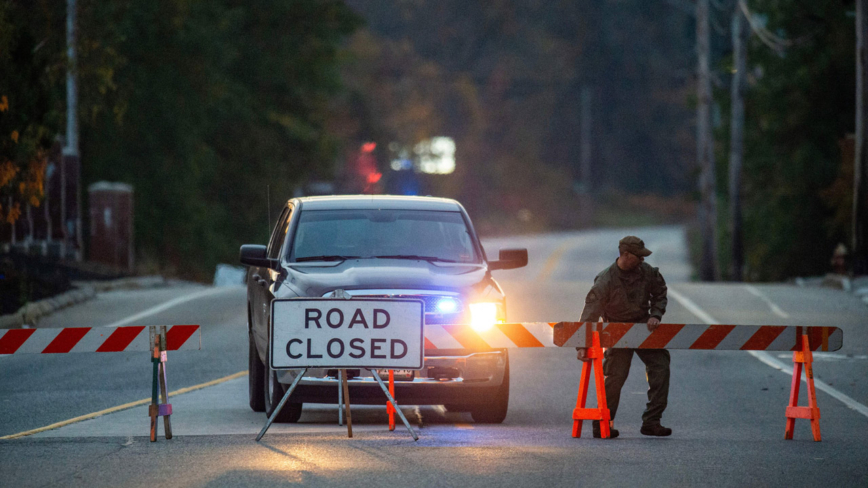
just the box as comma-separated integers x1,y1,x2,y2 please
436,297,459,313
469,302,498,331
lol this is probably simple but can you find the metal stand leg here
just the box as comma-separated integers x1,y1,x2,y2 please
256,368,308,442
149,326,174,442
341,369,353,438
369,369,418,441
159,326,172,439
338,369,344,426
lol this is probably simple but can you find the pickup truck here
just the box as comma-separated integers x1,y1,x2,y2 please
241,195,527,423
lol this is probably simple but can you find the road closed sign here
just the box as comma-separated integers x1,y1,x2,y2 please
270,298,424,370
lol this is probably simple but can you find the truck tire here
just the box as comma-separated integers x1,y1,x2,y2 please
249,329,266,412
264,350,303,423
470,352,510,424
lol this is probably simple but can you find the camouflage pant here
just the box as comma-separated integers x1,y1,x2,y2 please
603,348,670,426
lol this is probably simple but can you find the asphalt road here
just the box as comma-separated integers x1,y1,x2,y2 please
1,226,867,487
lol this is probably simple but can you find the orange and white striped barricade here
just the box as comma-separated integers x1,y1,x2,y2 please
0,325,201,441
553,322,842,441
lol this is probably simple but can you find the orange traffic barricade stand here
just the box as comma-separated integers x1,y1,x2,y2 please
572,330,612,438
387,370,396,431
785,332,821,441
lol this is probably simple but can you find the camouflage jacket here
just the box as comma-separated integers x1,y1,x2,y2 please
580,260,668,323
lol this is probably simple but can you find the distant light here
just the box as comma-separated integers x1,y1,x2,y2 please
415,137,456,174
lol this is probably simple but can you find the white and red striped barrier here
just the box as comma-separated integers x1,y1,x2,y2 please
421,322,842,352
553,322,842,351
424,322,557,350
0,325,201,355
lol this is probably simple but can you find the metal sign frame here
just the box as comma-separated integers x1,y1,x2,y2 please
269,298,425,370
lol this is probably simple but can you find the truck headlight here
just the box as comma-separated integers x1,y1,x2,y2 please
469,302,499,331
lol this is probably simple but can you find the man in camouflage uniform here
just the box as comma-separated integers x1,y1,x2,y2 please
579,236,672,438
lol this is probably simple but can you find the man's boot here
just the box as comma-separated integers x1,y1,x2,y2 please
592,420,619,439
640,423,672,437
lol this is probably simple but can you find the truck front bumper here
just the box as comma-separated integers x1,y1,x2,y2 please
276,350,507,405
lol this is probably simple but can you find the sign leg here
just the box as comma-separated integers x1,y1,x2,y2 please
370,369,418,441
256,368,308,442
338,369,344,426
342,369,353,438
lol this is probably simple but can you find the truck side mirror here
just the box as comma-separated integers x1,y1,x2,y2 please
239,244,279,269
488,248,528,270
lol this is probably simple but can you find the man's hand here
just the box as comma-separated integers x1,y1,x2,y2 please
576,348,592,362
647,317,661,332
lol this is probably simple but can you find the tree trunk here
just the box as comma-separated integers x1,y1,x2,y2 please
697,0,720,281
729,4,748,281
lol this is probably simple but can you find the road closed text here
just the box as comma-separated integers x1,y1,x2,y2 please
270,299,424,369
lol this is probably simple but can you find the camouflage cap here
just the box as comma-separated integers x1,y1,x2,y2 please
618,236,652,257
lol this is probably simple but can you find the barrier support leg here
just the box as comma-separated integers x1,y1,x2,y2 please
387,370,396,431
370,370,418,441
785,333,821,441
149,326,173,442
572,331,611,438
159,326,172,440
256,368,308,442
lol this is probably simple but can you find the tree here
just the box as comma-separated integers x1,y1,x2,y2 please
717,0,856,281
0,1,65,231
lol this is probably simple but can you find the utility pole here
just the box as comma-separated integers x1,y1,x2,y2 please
578,85,593,226
697,0,720,281
728,3,748,281
855,0,868,274
63,0,82,261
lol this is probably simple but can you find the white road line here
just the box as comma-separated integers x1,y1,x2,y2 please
102,287,238,328
744,285,790,319
668,287,868,419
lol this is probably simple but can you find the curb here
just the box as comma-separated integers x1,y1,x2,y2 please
794,274,868,307
0,275,166,329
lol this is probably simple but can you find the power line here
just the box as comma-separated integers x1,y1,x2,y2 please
738,0,793,55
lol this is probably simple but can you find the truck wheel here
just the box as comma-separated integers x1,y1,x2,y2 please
264,351,303,423
249,329,266,412
470,353,510,424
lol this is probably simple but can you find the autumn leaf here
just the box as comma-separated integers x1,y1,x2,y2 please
0,161,18,187
5,202,21,224
10,130,19,143
0,95,8,112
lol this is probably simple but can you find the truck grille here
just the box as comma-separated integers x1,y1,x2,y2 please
351,293,465,325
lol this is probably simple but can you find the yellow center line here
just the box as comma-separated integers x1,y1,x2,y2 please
0,370,248,440
535,241,572,282
454,423,474,430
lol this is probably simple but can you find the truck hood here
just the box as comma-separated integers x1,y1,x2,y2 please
277,258,492,298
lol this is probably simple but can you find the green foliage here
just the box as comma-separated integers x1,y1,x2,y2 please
336,1,696,232
716,0,854,281
0,0,65,223
76,0,361,278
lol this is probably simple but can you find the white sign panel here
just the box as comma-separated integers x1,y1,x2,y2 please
270,298,424,370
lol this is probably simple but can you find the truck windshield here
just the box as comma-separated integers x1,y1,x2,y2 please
290,210,480,263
